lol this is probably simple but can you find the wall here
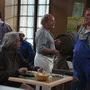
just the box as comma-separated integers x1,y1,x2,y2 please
50,0,87,38
0,0,5,20
5,0,18,31
50,0,68,38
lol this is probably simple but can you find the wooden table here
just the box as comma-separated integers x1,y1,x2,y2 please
0,85,24,90
9,74,73,90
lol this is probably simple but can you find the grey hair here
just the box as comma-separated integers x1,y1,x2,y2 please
41,14,54,26
1,32,19,48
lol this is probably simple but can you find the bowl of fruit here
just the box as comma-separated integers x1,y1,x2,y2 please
35,72,49,81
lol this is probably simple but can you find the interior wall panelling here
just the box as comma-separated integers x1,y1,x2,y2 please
0,0,5,20
50,0,68,38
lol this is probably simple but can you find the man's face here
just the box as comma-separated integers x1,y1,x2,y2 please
84,10,90,26
47,16,55,29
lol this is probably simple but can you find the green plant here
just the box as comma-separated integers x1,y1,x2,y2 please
67,17,84,32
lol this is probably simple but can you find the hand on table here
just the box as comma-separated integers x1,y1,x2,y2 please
18,67,28,75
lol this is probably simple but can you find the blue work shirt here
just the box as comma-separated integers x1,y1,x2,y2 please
19,40,35,67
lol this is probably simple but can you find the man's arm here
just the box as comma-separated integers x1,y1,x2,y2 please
0,54,9,84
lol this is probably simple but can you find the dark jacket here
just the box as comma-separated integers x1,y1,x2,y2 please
0,46,39,85
0,47,23,84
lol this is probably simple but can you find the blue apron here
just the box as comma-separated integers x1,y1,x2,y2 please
73,32,90,90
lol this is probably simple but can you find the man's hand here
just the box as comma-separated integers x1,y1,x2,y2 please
18,67,28,75
54,49,59,56
55,39,63,46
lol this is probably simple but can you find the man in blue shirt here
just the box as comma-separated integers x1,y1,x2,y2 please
73,8,90,90
19,32,35,67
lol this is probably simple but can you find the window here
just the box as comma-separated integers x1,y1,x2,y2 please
37,0,49,29
19,0,50,45
5,0,18,31
72,0,84,16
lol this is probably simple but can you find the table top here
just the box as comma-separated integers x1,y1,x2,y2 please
0,85,24,90
9,73,73,87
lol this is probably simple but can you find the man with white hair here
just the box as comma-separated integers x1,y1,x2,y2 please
34,14,59,73
0,32,28,87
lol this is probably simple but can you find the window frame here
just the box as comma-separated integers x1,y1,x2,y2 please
18,0,51,48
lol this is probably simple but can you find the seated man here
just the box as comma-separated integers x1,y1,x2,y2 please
0,32,37,90
19,32,35,68
0,32,28,86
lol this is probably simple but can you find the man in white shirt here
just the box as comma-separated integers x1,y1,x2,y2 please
34,14,59,73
